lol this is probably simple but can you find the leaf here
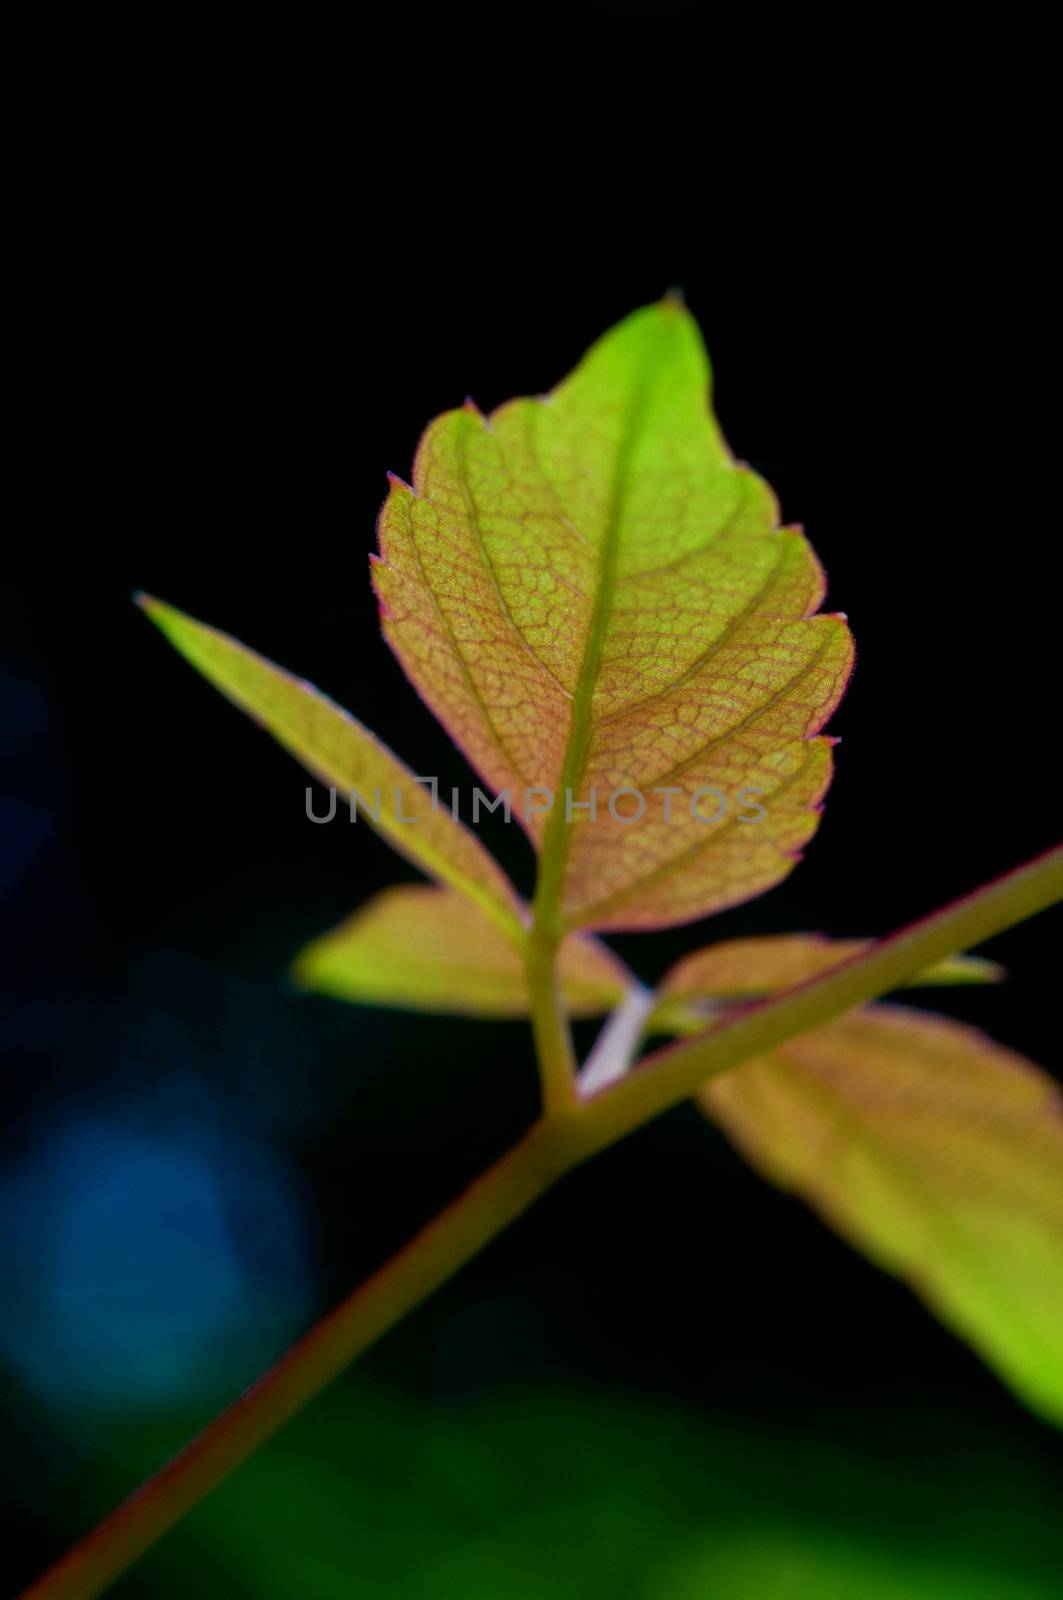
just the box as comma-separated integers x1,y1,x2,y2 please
660,934,1002,1001
136,596,525,945
374,298,853,932
292,885,628,1017
699,1005,1063,1426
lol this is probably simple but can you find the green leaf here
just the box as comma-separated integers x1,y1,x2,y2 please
292,885,627,1017
136,595,525,945
700,1005,1063,1426
374,299,853,932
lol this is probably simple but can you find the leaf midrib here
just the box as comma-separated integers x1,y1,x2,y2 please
531,355,656,935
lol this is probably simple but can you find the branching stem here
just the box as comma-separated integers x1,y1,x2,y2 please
23,840,1063,1600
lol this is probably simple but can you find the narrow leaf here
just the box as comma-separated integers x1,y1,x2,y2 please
137,596,525,944
660,933,1002,1001
700,1005,1063,1426
374,299,853,931
292,885,628,1017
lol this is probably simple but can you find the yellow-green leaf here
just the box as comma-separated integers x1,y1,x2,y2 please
374,299,853,933
660,933,1002,1001
137,596,525,945
700,1006,1063,1426
292,885,628,1017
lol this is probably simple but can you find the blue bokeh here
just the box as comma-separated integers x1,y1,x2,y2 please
0,1106,316,1413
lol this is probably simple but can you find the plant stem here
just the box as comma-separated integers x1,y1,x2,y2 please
525,927,580,1115
581,840,1063,1155
23,839,1063,1600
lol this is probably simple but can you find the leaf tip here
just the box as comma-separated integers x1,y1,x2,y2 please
462,395,491,428
661,284,686,309
386,470,415,496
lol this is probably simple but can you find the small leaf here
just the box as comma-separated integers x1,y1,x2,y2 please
137,596,525,944
292,885,628,1017
660,933,1002,1001
374,299,853,932
700,1005,1063,1426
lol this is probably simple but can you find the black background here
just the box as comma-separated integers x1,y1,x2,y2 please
5,113,1063,1592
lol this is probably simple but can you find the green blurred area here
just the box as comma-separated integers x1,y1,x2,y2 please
59,1380,1059,1599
